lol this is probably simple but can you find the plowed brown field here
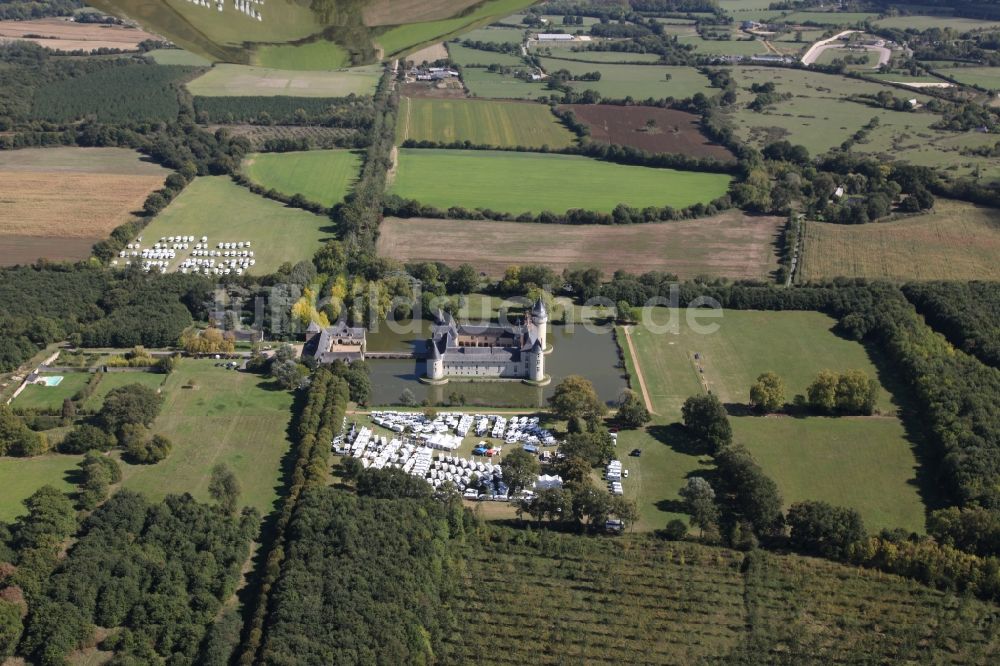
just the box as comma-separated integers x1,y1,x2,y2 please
562,104,735,161
378,210,782,278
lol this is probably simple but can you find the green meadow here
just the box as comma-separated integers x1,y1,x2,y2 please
242,150,362,208
389,149,731,214
141,177,334,274
618,309,925,534
116,360,295,515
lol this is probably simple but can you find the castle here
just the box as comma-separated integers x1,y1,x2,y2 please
425,299,549,384
302,320,366,364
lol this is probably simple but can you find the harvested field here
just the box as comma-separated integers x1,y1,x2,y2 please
377,211,781,278
799,200,1000,281
563,104,735,160
0,147,168,265
406,41,448,63
0,17,160,52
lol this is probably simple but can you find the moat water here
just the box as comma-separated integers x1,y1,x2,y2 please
365,321,628,408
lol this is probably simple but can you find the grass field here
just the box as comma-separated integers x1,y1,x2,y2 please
451,534,1000,663
253,40,352,71
398,97,575,148
532,50,662,63
116,360,294,515
875,15,1000,32
378,211,781,279
454,26,524,44
680,34,770,56
799,200,1000,281
936,66,1000,90
375,0,535,57
241,150,361,208
146,48,213,66
388,149,732,214
446,43,524,67
729,67,938,154
537,59,715,99
462,68,551,99
140,176,334,274
14,373,91,411
733,416,925,532
619,310,922,533
782,11,878,25
0,454,83,522
81,372,167,412
0,147,167,266
186,64,381,97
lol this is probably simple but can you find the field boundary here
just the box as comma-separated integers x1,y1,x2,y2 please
622,326,655,415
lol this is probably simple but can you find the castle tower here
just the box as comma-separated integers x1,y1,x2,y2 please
530,297,548,351
427,337,444,381
528,338,544,382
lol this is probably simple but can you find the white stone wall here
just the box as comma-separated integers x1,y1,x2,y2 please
442,360,526,378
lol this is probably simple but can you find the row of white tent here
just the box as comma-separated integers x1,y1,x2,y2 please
370,411,555,447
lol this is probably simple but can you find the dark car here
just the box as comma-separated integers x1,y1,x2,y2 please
629,448,642,457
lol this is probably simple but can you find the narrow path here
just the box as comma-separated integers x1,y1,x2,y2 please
622,326,655,415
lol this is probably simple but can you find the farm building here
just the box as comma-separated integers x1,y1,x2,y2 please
426,299,549,383
303,320,366,363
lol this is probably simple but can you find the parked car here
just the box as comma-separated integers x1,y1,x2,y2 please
629,448,642,457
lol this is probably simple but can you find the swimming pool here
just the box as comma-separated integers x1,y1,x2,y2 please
39,376,63,387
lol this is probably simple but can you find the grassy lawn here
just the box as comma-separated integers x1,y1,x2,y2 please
936,66,1000,90
462,68,551,99
146,48,212,66
875,15,1000,32
14,373,91,411
533,50,662,63
140,176,334,274
680,35,770,56
455,27,525,45
81,372,167,411
253,41,351,70
116,360,294,515
447,43,524,67
398,97,576,148
617,309,925,533
537,59,715,99
781,11,878,25
375,0,536,57
732,416,925,533
388,149,732,214
799,200,1000,282
0,454,83,522
186,64,381,97
241,150,361,208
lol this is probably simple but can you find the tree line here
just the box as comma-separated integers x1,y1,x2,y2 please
0,265,212,372
238,368,350,664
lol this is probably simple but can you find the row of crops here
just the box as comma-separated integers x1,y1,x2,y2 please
444,531,1000,663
